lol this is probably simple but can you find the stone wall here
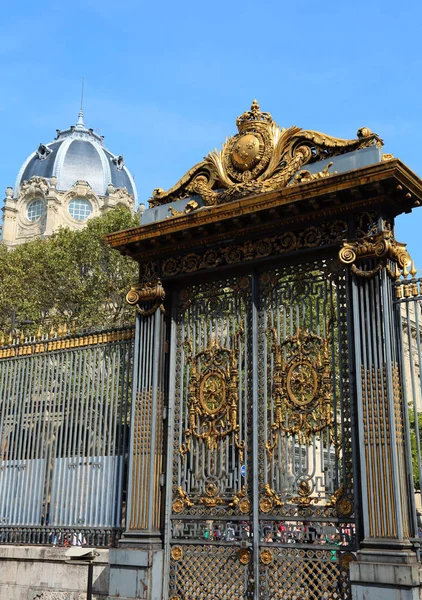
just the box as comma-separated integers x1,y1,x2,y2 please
0,546,109,600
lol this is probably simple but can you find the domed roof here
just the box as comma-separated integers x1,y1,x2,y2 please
14,110,137,201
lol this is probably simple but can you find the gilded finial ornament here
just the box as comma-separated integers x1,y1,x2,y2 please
150,100,383,208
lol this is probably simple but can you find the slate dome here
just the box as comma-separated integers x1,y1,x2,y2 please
14,110,137,201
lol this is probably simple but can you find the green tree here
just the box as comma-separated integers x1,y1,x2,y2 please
408,405,422,490
0,207,139,332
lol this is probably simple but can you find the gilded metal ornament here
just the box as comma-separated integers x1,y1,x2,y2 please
172,486,194,513
260,549,273,565
328,485,344,507
339,230,411,277
180,332,245,460
336,498,353,517
289,161,336,186
263,484,284,508
228,485,247,510
291,480,319,507
239,549,252,565
259,497,273,513
126,279,165,316
162,220,348,278
150,100,382,207
239,499,251,514
265,327,333,452
172,499,184,514
199,482,223,507
171,546,183,561
340,552,356,569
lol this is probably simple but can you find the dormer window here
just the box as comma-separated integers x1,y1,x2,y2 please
36,144,52,160
112,155,125,171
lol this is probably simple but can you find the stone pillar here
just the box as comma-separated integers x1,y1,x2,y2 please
108,277,166,600
44,188,59,237
340,232,421,599
1,187,18,247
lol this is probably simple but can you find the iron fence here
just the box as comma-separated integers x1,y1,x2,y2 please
0,325,134,547
395,277,422,550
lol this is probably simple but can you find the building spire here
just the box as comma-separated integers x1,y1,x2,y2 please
77,77,85,127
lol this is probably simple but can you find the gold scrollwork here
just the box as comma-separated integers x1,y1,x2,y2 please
126,279,166,317
162,220,348,279
327,484,344,507
167,200,199,218
172,486,194,513
171,546,183,561
199,482,223,508
180,332,245,461
239,549,252,565
327,484,353,516
259,484,284,513
291,480,319,508
260,549,273,565
289,162,336,186
339,230,411,278
265,327,333,454
150,100,382,207
259,497,273,514
229,485,249,512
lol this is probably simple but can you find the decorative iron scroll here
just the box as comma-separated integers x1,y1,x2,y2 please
126,278,165,316
339,229,411,279
180,332,245,462
266,327,333,453
163,220,348,277
150,100,382,207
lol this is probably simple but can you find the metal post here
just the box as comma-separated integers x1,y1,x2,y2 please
87,561,93,600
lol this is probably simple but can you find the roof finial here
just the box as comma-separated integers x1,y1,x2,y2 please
77,77,85,127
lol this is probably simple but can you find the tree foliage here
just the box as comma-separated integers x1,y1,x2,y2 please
408,405,422,490
0,207,139,332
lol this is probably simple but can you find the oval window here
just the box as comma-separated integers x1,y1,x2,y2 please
68,198,92,221
27,199,44,222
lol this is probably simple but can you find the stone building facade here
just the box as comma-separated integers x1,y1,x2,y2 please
1,110,137,247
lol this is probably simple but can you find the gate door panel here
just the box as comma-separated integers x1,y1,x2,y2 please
167,262,356,599
168,275,253,600
258,260,356,599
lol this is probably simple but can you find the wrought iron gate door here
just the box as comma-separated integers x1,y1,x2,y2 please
167,260,356,600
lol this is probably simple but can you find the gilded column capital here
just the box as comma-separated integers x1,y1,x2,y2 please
126,278,165,317
339,230,411,278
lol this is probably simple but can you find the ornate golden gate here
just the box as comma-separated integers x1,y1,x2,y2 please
167,260,355,599
106,101,422,600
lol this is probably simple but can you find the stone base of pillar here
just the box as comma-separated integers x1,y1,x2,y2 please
107,547,163,600
350,549,421,600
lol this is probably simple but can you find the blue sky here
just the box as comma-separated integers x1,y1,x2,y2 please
2,0,422,266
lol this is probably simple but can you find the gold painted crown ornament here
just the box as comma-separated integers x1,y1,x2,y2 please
150,100,383,208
